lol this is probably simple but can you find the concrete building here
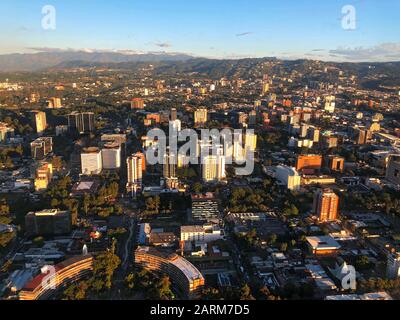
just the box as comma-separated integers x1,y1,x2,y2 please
275,165,301,191
313,189,339,222
135,246,205,299
30,111,47,136
194,108,208,127
67,112,95,134
191,193,220,222
101,142,121,170
25,209,72,236
81,147,102,175
30,137,53,160
180,224,224,243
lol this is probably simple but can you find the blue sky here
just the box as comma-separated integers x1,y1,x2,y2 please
0,0,399,61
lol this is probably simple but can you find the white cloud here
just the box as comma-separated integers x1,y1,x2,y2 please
329,43,400,62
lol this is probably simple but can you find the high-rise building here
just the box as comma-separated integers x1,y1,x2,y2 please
25,209,72,236
324,96,336,113
101,142,121,170
81,147,102,175
131,98,145,110
296,154,323,172
163,149,177,178
30,111,47,136
244,132,257,154
313,189,339,222
386,155,400,186
31,137,53,160
194,108,208,127
355,128,372,145
68,112,95,134
127,153,144,185
202,153,225,182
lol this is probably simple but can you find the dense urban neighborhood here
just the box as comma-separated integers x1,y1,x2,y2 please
0,56,400,301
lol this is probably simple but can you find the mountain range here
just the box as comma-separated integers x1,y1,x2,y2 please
0,51,194,72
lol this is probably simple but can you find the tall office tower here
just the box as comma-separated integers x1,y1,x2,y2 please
313,189,339,222
31,110,47,136
31,137,53,160
324,95,336,113
101,142,121,170
163,149,177,178
47,97,62,109
169,119,182,133
308,126,321,143
248,110,257,126
296,154,323,172
355,128,372,145
194,108,208,127
202,150,225,182
262,82,270,95
131,98,145,110
81,147,102,175
170,108,177,121
68,112,95,134
386,155,400,186
244,132,258,154
127,153,143,184
387,252,400,279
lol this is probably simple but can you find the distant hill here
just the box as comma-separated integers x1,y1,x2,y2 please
0,51,194,72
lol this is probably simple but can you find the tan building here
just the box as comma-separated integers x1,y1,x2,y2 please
34,163,53,192
194,108,208,127
31,111,47,136
313,189,339,222
296,154,323,172
135,246,205,299
327,156,345,172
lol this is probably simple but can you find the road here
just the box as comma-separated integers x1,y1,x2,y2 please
122,217,136,270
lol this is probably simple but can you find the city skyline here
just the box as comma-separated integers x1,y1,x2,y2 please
0,0,399,62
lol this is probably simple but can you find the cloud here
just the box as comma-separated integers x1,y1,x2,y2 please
236,32,253,37
154,42,172,48
329,43,400,61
